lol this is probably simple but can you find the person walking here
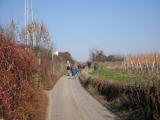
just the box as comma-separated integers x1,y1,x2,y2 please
66,60,71,76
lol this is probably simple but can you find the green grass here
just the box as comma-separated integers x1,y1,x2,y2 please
92,67,142,84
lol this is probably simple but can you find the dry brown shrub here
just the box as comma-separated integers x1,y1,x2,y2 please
0,34,47,120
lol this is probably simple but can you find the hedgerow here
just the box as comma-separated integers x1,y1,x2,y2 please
0,34,47,120
80,74,160,120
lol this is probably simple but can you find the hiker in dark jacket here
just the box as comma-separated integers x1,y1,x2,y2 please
71,66,78,76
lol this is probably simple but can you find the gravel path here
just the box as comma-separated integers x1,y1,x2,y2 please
46,76,117,120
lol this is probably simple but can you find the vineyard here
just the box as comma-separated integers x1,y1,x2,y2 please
122,54,160,74
80,56,160,120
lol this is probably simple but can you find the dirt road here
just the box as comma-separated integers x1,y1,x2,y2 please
46,76,117,120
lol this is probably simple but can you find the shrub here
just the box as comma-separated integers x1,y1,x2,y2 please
0,34,47,120
80,73,160,120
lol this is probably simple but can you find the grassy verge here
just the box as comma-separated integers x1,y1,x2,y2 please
91,66,153,85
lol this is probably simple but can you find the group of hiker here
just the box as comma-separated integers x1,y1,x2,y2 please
66,60,82,77
66,60,99,77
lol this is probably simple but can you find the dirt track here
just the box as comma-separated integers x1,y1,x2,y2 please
46,76,117,120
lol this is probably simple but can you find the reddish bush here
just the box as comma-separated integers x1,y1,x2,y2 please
0,34,47,120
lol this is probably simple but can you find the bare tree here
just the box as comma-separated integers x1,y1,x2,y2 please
90,49,107,62
0,20,18,41
20,22,52,51
0,24,4,34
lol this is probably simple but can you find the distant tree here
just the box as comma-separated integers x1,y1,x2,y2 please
58,52,74,65
87,61,92,68
107,55,115,61
0,20,18,41
90,49,107,62
107,54,124,61
0,24,4,33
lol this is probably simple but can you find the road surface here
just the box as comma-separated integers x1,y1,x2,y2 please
46,76,117,120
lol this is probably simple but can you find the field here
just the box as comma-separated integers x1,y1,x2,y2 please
92,67,140,84
80,58,160,120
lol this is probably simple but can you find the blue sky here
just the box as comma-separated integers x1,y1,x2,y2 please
0,0,160,61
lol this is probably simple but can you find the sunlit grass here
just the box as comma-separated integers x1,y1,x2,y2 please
92,67,143,84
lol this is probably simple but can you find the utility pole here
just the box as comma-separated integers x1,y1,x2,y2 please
31,0,35,47
25,0,27,45
25,0,35,48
